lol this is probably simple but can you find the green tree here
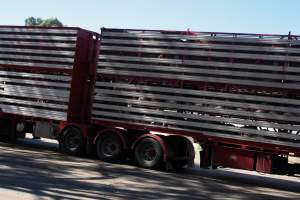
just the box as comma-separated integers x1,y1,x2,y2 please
25,17,63,27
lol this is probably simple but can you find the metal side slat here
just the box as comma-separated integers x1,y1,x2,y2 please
0,104,66,120
101,45,300,62
0,27,78,34
91,117,300,149
102,38,300,54
0,34,77,41
99,55,300,73
92,107,300,140
1,84,70,98
0,77,70,88
102,31,300,45
0,40,76,48
93,95,300,131
98,61,300,82
95,82,300,106
93,93,300,123
0,54,74,63
97,68,300,90
0,60,73,69
95,88,300,114
0,47,75,56
0,71,71,81
0,97,67,110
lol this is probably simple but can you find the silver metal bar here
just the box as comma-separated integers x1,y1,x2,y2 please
0,60,73,69
100,45,300,62
98,61,300,81
0,34,77,41
93,96,300,131
0,104,66,120
0,47,75,56
0,40,76,48
95,82,300,105
94,96,300,123
0,71,71,81
91,116,300,148
0,91,68,102
0,97,67,110
0,77,71,88
102,31,300,45
92,108,300,140
99,55,300,73
95,89,300,114
0,27,77,34
0,54,74,63
1,84,70,98
97,68,300,90
102,38,300,54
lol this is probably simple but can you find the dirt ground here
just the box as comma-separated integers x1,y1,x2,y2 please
0,138,299,200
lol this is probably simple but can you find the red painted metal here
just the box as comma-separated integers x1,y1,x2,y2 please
256,153,272,173
67,29,99,124
212,146,255,171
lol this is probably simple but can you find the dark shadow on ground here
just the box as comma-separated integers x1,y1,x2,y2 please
0,140,299,200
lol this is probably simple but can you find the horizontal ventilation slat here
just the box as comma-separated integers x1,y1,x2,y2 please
95,82,300,105
0,53,74,63
94,90,300,124
0,104,66,120
98,61,300,81
0,71,71,81
0,60,73,69
0,77,70,88
0,47,75,56
101,45,300,62
99,55,300,73
0,40,75,48
93,96,300,131
92,108,299,141
95,89,300,115
102,38,300,54
97,68,300,90
0,97,67,110
92,117,300,148
102,31,300,45
0,34,76,41
0,27,77,34
1,84,69,99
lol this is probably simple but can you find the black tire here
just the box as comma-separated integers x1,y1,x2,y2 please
60,127,84,156
172,160,188,170
134,138,164,169
96,133,125,162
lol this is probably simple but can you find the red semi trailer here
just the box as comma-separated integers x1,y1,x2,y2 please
1,26,300,175
89,28,300,174
0,26,99,155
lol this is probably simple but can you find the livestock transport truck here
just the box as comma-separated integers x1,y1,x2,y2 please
1,26,300,175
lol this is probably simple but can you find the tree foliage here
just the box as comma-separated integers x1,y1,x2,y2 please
25,17,63,27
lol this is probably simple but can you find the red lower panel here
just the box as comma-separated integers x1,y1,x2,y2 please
213,146,255,171
256,153,272,173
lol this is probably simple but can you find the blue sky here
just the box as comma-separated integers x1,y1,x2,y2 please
1,0,299,35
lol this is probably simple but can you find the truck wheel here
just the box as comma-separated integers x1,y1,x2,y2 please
60,127,84,155
134,138,163,169
96,133,125,162
172,160,188,170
